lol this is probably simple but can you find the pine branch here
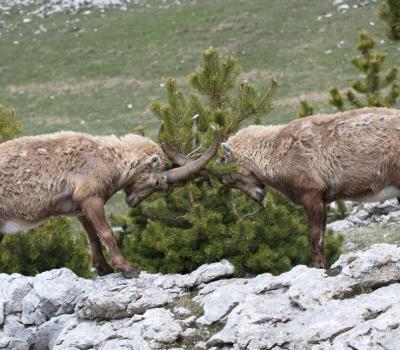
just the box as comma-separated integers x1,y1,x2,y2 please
346,90,364,108
298,100,314,118
329,87,345,111
147,214,192,228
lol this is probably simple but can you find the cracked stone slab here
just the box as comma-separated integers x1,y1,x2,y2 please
52,308,182,350
75,272,176,320
154,259,235,290
1,248,400,350
0,273,33,316
76,260,235,321
204,245,400,349
21,268,89,326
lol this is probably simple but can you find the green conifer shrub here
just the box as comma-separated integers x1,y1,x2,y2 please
298,100,314,118
0,104,21,142
329,31,399,110
0,218,92,278
0,106,92,278
379,0,400,41
113,48,343,275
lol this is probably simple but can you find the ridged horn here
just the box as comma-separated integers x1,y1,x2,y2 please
163,126,219,184
158,123,188,166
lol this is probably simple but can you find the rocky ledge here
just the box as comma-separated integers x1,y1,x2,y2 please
327,199,400,232
1,244,400,350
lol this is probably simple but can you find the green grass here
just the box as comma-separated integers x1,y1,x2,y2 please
1,0,399,215
1,0,399,139
342,221,400,253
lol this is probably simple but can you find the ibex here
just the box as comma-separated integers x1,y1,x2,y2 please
219,107,400,268
0,128,218,277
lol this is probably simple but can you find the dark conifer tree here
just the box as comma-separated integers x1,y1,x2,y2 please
114,48,342,275
379,0,400,41
329,31,399,110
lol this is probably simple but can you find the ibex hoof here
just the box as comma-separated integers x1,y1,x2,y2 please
96,265,114,276
122,267,141,279
310,260,327,269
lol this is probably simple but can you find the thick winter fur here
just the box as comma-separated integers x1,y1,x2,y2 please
0,131,165,277
225,107,400,267
0,132,164,222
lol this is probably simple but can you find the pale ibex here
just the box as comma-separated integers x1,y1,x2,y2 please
219,107,400,268
0,128,218,277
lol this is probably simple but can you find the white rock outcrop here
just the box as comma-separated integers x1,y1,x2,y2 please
328,199,400,232
1,244,400,349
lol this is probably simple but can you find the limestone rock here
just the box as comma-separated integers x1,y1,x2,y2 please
154,259,235,290
52,308,182,350
1,248,400,350
75,272,175,320
327,219,355,231
21,268,88,326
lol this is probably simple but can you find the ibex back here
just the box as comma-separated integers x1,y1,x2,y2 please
220,107,400,268
0,129,218,277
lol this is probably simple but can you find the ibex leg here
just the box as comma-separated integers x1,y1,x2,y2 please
303,193,327,269
78,216,114,276
80,197,140,278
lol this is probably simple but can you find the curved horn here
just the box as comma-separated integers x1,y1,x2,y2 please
164,126,219,184
158,123,188,166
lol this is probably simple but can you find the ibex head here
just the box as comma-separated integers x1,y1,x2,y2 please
218,143,266,203
124,125,219,207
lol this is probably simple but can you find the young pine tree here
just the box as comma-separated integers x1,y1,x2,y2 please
114,48,342,275
0,218,92,278
329,31,399,110
0,105,21,142
0,106,92,278
379,0,400,41
298,100,314,118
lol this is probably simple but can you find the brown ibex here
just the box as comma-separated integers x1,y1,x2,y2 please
219,107,400,268
0,128,218,277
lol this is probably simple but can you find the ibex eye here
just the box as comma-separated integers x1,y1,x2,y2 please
150,155,161,168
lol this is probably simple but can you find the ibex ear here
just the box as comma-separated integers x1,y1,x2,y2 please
221,143,235,163
149,154,162,168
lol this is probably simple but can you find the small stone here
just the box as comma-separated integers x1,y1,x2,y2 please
338,4,350,11
354,208,370,220
182,327,197,337
173,306,192,317
327,219,355,231
194,341,207,350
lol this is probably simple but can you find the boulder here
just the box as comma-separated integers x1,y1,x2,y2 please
1,247,400,350
327,219,355,231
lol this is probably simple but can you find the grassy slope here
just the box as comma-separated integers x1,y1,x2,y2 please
1,0,398,140
0,0,399,215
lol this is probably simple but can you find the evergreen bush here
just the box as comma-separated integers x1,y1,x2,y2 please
0,218,92,278
379,0,400,41
329,31,399,110
113,48,343,275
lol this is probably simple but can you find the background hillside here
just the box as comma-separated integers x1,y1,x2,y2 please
1,0,400,283
1,0,398,139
